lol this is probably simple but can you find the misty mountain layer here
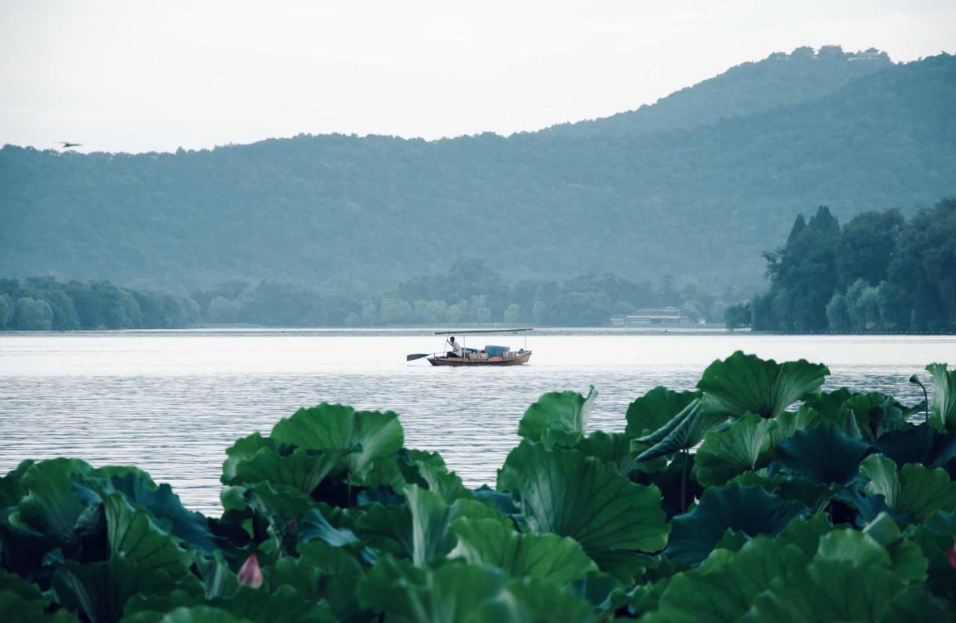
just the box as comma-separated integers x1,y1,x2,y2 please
1,48,954,294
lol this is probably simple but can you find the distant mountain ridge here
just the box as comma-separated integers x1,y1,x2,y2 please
540,45,892,137
1,48,954,297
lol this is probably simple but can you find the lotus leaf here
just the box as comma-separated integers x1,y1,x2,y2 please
471,577,595,623
498,441,669,578
624,387,700,438
861,454,956,523
842,392,909,441
666,484,807,565
18,459,95,544
696,351,829,418
643,537,807,623
270,405,404,481
906,510,956,601
773,422,872,484
744,559,908,623
927,363,956,431
451,518,596,584
694,413,773,487
356,557,507,623
104,494,192,579
635,399,728,462
517,387,597,445
104,473,216,554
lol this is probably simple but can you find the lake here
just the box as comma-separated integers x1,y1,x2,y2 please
1,329,953,514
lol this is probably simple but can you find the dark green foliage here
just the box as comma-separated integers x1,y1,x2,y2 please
1,352,955,621
0,278,197,330
754,197,956,332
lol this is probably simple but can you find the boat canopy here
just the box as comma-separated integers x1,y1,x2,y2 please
433,328,533,335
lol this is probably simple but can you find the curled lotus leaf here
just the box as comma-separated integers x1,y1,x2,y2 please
696,351,829,419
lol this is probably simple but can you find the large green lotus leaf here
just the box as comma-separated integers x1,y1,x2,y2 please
517,387,596,444
415,461,472,503
642,537,808,623
223,434,276,482
354,503,414,559
498,442,669,577
574,431,637,474
693,413,773,487
152,608,250,623
666,484,807,566
53,557,185,623
270,404,404,480
815,527,895,569
874,425,948,468
773,513,831,558
0,567,76,623
298,541,365,577
208,586,334,623
18,458,96,543
230,447,348,495
102,472,216,554
742,559,907,623
696,351,829,419
234,482,316,537
861,454,956,523
298,507,361,548
842,392,909,441
624,387,700,438
355,491,500,565
773,422,872,485
0,591,81,622
103,494,191,580
451,518,596,584
880,586,956,623
405,484,456,567
927,363,956,432
860,513,928,582
635,400,728,462
192,551,239,600
470,577,594,623
907,510,956,602
356,556,507,623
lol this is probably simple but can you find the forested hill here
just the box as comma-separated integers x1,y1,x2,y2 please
541,46,892,137
1,50,954,295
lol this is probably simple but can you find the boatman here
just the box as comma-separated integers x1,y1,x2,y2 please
447,336,463,357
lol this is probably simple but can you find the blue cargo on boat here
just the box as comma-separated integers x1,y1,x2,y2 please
484,345,510,358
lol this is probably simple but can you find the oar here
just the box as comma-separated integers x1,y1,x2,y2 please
406,353,431,362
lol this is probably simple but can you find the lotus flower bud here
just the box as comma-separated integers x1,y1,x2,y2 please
238,553,263,588
948,540,956,569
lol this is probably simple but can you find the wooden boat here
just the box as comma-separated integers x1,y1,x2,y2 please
427,350,532,366
407,328,534,367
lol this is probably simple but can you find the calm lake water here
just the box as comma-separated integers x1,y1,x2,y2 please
1,329,953,514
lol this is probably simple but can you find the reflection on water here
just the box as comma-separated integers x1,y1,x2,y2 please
1,330,952,514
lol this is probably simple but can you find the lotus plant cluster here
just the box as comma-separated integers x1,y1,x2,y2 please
1,351,956,623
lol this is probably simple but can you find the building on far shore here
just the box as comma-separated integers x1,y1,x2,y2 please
609,307,690,327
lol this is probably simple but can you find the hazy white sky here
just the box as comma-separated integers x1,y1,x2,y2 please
1,0,953,153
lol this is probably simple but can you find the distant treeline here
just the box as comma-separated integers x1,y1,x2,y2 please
0,278,199,330
358,258,737,326
1,261,740,330
725,197,956,333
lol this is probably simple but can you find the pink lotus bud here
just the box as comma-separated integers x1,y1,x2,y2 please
948,540,956,570
238,553,263,588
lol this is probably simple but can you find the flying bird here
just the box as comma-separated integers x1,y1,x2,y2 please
59,141,82,149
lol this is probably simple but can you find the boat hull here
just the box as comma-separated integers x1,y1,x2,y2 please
427,350,532,366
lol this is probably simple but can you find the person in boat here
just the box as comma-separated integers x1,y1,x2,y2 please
446,336,462,358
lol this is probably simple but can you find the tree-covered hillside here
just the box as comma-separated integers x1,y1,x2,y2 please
1,50,953,296
542,46,891,137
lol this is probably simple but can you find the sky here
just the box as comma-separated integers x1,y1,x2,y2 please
0,0,953,154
